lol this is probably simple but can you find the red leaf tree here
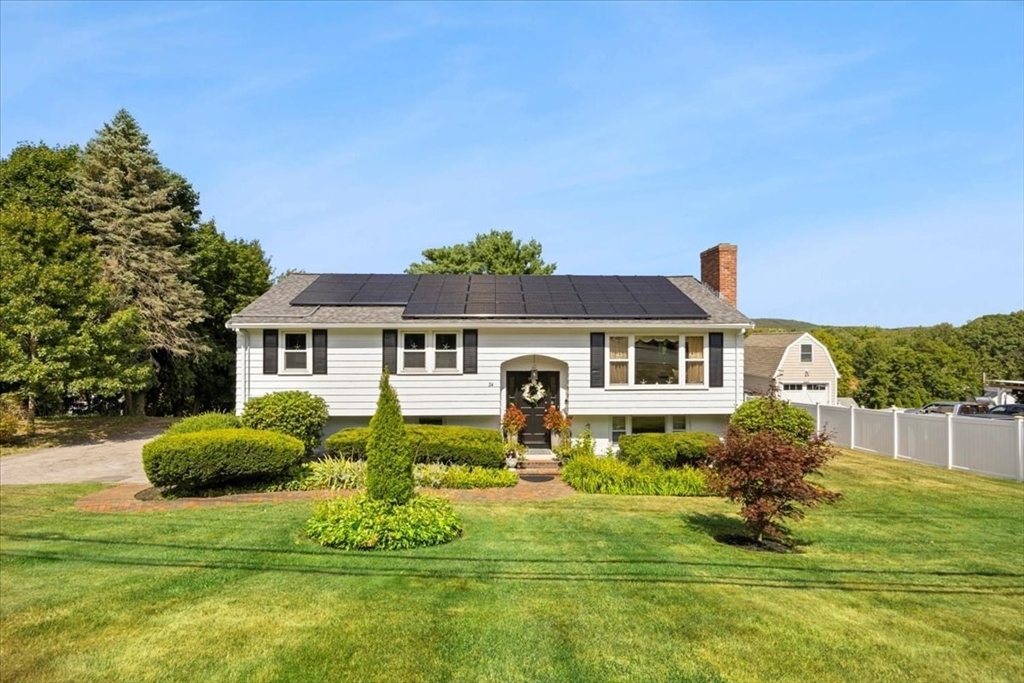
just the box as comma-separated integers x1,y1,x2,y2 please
708,427,841,543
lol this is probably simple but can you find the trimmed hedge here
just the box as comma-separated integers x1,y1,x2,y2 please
326,424,504,468
241,391,328,455
142,428,305,491
164,412,241,436
562,455,709,496
306,493,463,550
617,431,720,468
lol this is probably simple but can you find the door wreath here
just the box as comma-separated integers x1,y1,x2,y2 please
521,379,547,404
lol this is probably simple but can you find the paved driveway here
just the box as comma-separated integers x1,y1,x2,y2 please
0,428,164,485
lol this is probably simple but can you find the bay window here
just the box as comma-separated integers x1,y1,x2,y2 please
605,333,706,386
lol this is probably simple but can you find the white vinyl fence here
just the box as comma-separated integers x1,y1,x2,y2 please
792,403,1024,482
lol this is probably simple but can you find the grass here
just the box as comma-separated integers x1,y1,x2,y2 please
0,415,174,456
1,450,1022,683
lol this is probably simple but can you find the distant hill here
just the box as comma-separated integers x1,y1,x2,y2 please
751,318,818,331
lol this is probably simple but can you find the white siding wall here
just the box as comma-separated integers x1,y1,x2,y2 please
236,327,744,420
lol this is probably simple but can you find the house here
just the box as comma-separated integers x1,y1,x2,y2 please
743,332,840,405
227,243,752,452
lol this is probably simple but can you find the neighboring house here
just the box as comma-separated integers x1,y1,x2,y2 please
227,244,752,451
744,332,840,405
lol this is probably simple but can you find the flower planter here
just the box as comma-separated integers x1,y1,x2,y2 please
505,456,519,470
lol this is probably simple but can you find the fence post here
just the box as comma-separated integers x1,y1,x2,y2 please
892,407,899,458
1016,416,1023,483
946,413,954,470
850,405,856,449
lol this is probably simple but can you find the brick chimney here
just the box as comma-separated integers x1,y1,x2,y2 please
700,243,737,307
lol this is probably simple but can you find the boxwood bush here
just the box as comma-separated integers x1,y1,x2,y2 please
326,424,504,468
617,431,720,468
731,397,816,443
562,455,708,496
164,412,241,436
306,493,463,550
142,428,305,491
241,391,328,455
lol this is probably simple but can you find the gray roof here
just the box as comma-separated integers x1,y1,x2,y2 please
228,273,752,327
743,332,805,378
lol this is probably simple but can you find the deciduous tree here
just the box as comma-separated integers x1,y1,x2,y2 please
406,230,556,275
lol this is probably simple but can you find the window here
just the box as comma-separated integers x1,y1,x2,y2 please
611,416,626,444
783,383,803,391
403,333,426,370
635,336,679,385
671,416,686,432
609,336,629,385
605,333,707,387
400,331,461,373
806,383,827,391
801,344,812,362
434,333,458,371
684,336,704,385
419,417,444,426
631,416,666,434
283,332,309,372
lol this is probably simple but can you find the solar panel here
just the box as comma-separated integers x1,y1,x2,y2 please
291,274,708,319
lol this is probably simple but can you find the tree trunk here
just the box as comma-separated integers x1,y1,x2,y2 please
26,395,37,436
125,389,146,416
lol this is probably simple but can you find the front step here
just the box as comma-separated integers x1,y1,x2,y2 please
518,459,561,477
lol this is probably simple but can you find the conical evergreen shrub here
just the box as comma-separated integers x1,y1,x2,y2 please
365,368,414,504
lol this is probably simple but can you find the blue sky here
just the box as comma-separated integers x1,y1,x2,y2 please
2,2,1022,327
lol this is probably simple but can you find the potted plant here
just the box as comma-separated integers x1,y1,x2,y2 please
542,404,572,449
501,404,527,469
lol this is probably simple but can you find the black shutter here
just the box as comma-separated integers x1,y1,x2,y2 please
262,329,278,375
590,332,605,388
312,329,328,374
463,329,478,374
382,329,398,374
709,332,724,388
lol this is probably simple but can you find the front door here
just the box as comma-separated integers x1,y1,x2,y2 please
507,371,559,447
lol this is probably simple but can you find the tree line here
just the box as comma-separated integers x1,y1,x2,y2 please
755,313,1024,408
1,110,273,424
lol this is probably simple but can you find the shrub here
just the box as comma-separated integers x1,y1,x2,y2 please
303,457,366,490
707,426,841,542
562,455,708,496
553,426,595,464
142,428,305,491
618,431,720,468
326,424,504,468
306,493,462,550
241,391,328,455
731,396,816,444
164,412,241,436
365,370,414,505
0,395,26,443
418,464,518,489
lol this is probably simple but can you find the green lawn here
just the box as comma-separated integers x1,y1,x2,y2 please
1,451,1022,683
0,415,174,456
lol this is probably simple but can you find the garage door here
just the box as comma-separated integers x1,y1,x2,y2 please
781,383,829,404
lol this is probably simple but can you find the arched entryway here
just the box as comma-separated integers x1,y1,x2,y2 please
500,355,568,448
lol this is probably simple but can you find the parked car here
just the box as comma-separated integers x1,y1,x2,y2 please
963,403,1024,420
905,402,989,416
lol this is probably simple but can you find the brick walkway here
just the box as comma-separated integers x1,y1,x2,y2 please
75,476,574,513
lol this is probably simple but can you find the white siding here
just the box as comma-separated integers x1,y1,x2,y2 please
236,327,744,419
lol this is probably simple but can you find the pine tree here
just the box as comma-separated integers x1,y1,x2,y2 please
365,369,414,504
72,110,206,411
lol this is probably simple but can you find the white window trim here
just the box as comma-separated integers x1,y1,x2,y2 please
280,330,312,375
612,415,687,442
605,332,707,389
399,330,462,374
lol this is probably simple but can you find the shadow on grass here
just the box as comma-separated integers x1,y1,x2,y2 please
2,532,1022,597
684,513,812,553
